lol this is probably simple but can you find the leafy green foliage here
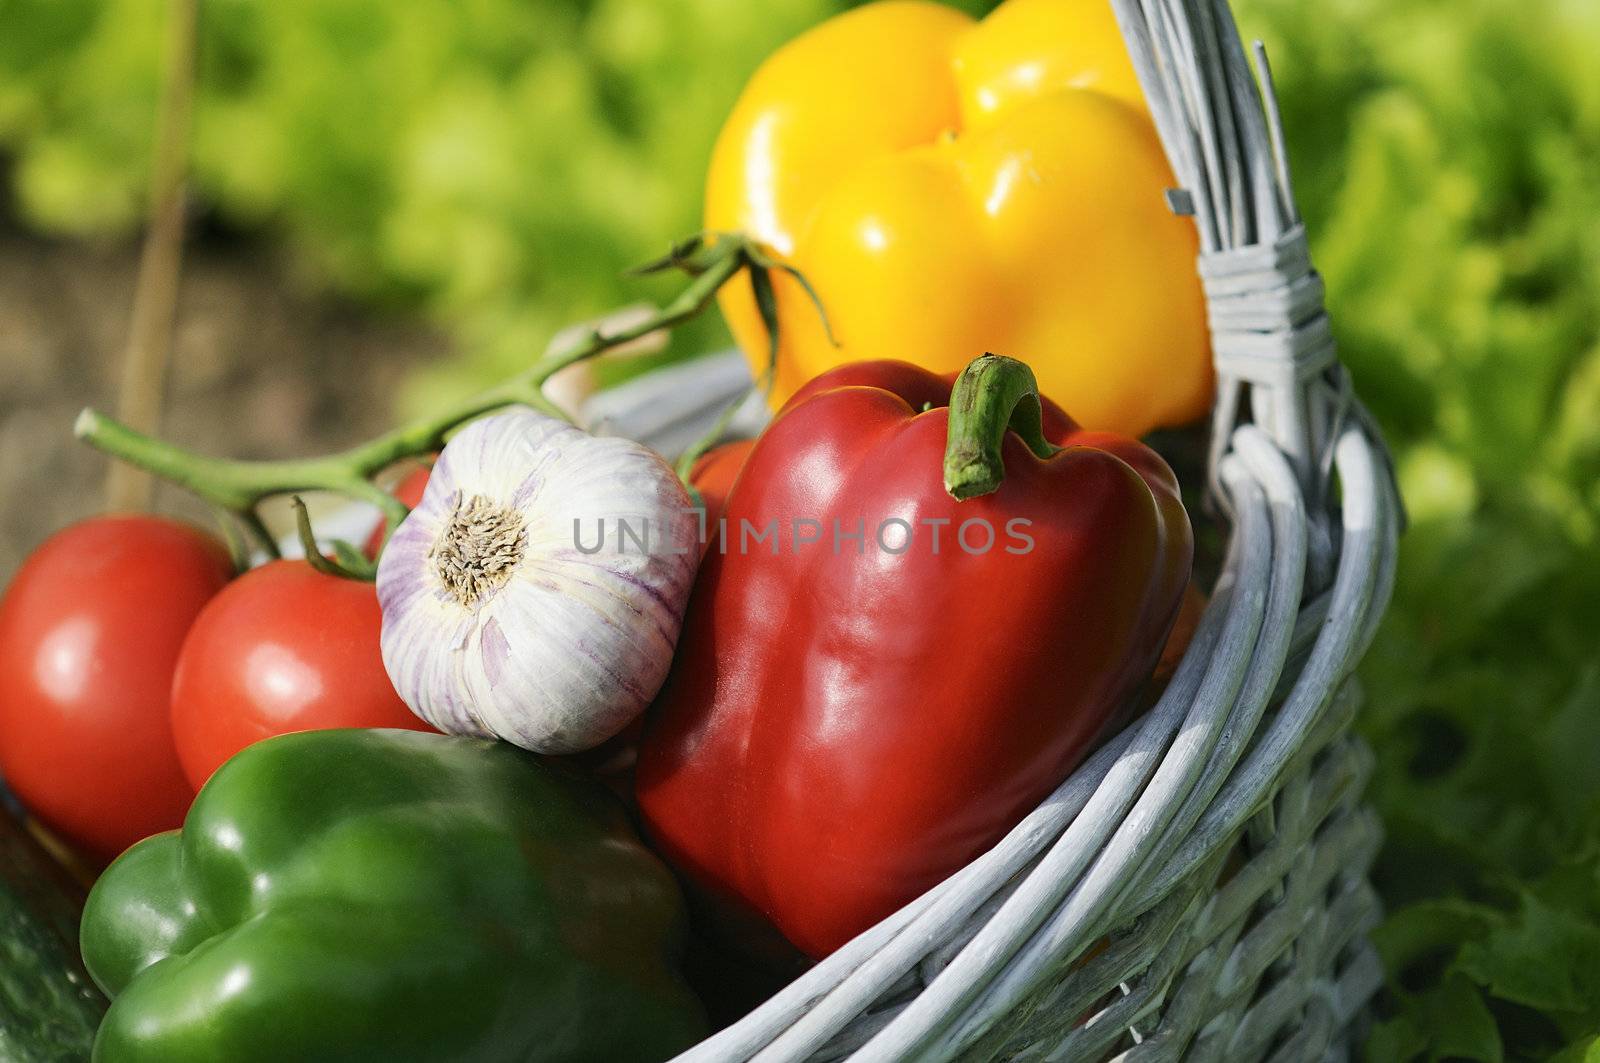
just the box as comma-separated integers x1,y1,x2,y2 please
3,0,1599,1057
1233,0,1600,1056
0,0,988,410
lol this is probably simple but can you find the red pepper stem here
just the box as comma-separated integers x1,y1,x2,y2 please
943,354,1062,501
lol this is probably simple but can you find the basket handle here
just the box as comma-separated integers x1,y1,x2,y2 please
1107,0,1401,589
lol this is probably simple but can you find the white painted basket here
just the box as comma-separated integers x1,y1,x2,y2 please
595,0,1403,1057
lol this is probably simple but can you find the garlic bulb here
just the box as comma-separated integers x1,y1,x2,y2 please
376,408,699,754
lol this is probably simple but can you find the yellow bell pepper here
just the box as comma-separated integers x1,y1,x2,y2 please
705,0,1213,436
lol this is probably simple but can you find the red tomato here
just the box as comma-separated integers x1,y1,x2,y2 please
363,463,433,558
688,440,754,534
170,559,430,788
0,516,233,861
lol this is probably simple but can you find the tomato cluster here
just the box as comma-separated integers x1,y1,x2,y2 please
0,511,426,863
0,450,740,863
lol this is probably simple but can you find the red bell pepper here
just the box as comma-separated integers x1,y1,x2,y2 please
637,354,1193,958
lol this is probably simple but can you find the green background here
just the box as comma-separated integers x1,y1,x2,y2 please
2,0,1598,1058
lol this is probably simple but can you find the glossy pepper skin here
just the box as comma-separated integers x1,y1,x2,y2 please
636,357,1193,958
705,0,1211,437
80,728,705,1063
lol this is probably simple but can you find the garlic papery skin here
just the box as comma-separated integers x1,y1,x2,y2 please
376,408,699,754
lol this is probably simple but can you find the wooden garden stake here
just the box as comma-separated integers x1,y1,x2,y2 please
106,0,198,513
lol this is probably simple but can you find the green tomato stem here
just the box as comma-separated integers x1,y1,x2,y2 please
943,353,1063,501
289,496,377,582
670,243,839,488
72,234,758,564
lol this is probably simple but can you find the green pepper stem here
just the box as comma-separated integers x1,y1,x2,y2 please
72,233,764,560
942,353,1062,501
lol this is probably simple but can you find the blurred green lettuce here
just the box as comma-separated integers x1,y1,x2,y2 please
2,0,1599,1058
0,0,983,409
1235,0,1600,1057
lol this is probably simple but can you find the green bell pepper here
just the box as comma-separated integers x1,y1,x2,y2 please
79,728,705,1062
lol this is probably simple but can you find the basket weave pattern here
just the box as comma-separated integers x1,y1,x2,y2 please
637,0,1407,1058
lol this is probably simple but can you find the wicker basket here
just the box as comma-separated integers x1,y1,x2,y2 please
590,0,1403,1057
